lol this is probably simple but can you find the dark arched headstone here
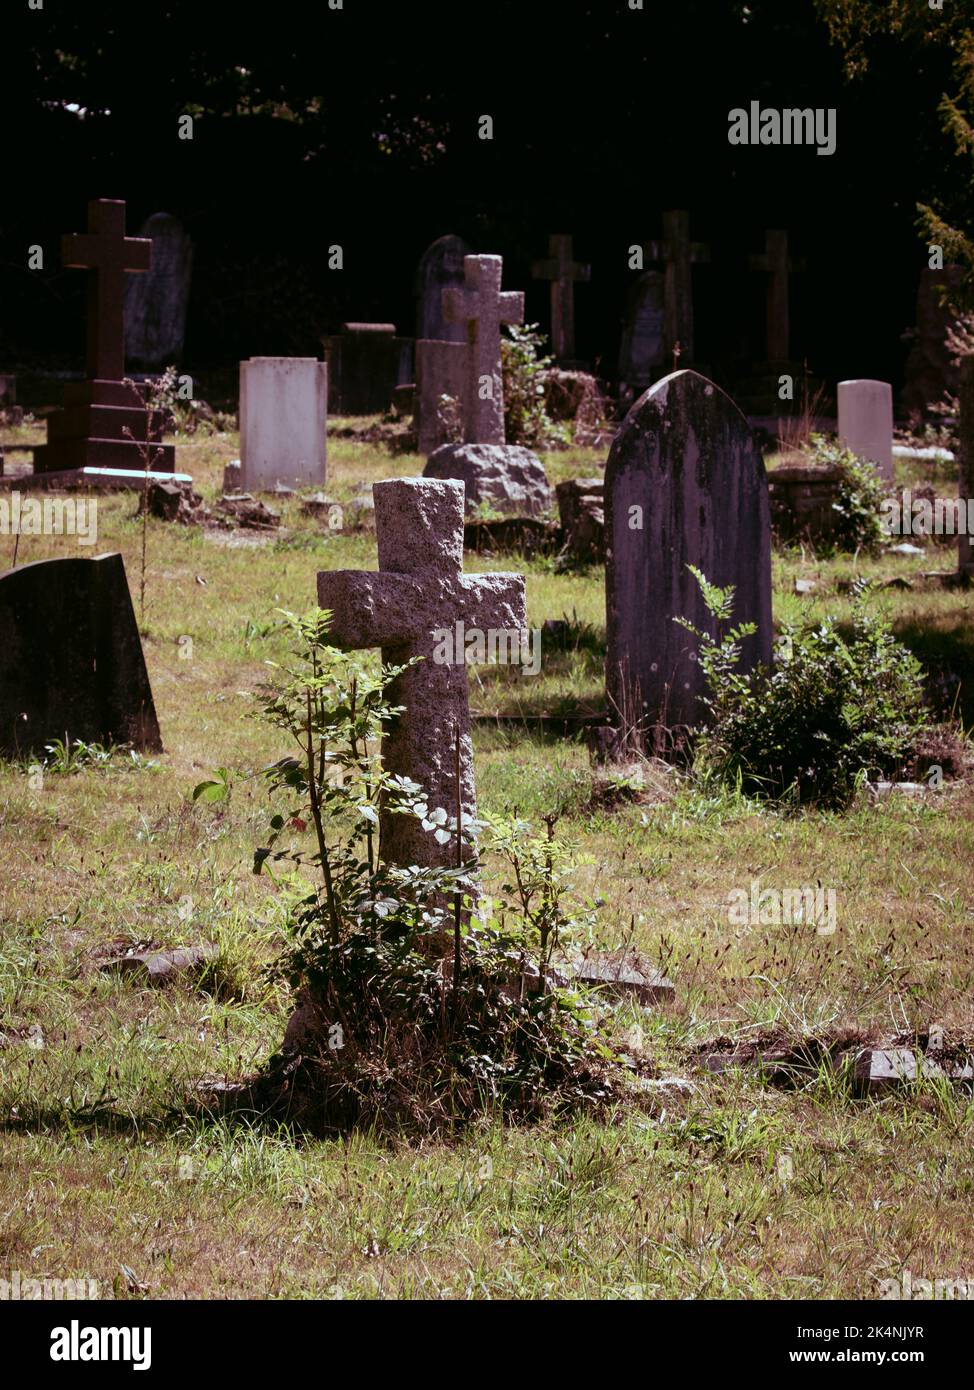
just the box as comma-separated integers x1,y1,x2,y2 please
124,212,194,369
0,553,162,757
605,370,772,738
415,234,471,343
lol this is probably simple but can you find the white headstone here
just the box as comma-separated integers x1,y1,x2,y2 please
837,379,893,482
239,357,327,489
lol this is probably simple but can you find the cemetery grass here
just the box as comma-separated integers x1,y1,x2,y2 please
0,423,973,1298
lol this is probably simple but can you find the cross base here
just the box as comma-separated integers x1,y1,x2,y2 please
33,378,175,475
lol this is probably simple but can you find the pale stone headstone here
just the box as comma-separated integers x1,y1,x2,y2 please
618,270,665,398
443,255,524,445
123,212,194,369
837,379,893,482
239,356,327,489
531,233,590,361
415,235,471,343
0,552,162,756
317,477,526,869
415,338,469,454
605,370,772,737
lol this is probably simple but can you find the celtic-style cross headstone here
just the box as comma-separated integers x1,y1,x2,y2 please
443,255,524,445
317,478,526,868
532,233,590,360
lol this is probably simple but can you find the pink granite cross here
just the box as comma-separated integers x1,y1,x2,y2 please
62,199,152,382
317,478,526,869
443,255,524,445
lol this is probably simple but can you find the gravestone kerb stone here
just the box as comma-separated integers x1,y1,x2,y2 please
605,369,772,738
317,477,526,870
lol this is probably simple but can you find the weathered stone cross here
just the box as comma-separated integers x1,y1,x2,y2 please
532,233,590,360
443,255,524,445
645,210,710,365
62,199,152,381
317,478,526,869
749,229,806,361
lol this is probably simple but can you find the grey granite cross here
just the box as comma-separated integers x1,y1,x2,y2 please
317,478,526,869
443,255,524,445
532,233,590,360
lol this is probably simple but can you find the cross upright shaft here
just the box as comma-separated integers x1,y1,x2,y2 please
532,233,590,360
317,478,526,869
62,199,151,381
442,255,524,444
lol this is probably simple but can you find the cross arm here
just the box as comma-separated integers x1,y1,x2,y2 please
460,573,527,634
499,291,524,325
316,571,427,649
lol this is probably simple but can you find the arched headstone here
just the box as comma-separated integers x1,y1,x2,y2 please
605,370,772,738
124,212,194,369
415,234,471,343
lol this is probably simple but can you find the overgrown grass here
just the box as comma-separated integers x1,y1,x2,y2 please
0,420,972,1297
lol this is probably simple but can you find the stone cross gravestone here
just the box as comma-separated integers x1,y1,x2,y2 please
443,255,524,445
837,379,893,482
415,234,471,343
959,355,974,575
748,229,805,362
317,477,526,869
0,552,162,756
644,210,710,365
618,270,665,399
531,233,590,361
33,199,175,476
239,356,328,489
124,212,194,370
605,370,772,736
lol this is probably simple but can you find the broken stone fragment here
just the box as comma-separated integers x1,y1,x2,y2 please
99,943,218,985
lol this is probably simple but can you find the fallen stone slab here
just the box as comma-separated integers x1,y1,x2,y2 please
99,943,218,985
567,952,675,1006
0,1022,45,1049
215,494,281,530
851,1046,973,1092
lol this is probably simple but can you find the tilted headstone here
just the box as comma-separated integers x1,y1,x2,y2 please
239,356,327,490
33,199,176,477
618,270,665,399
443,255,524,445
323,322,413,415
531,233,590,362
605,370,772,736
415,235,471,343
123,212,194,369
415,338,469,454
837,379,893,482
317,477,526,869
0,552,162,757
